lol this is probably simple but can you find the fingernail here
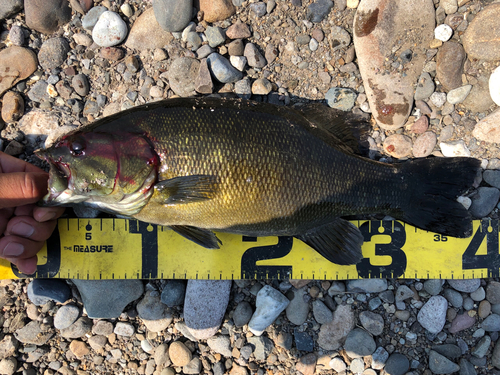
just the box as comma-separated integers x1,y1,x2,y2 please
11,222,35,238
39,212,57,222
4,242,24,257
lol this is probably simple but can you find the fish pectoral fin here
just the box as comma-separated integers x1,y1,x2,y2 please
170,225,221,249
296,218,363,265
155,175,219,204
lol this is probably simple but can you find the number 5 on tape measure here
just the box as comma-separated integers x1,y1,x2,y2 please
0,219,499,280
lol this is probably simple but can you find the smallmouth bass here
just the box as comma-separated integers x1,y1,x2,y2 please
36,98,480,265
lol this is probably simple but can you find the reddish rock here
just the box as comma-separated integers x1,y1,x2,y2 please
448,313,476,333
412,131,437,158
200,0,235,23
125,8,174,50
472,108,500,144
226,21,251,39
0,46,38,96
1,91,24,122
410,115,429,134
353,0,434,130
383,134,412,158
100,47,125,61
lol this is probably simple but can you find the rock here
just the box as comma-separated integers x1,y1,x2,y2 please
414,72,435,101
459,358,477,375
1,91,24,122
265,43,279,63
440,140,470,157
329,357,347,372
113,321,134,337
472,109,500,144
347,279,387,293
197,44,214,59
184,280,231,340
449,313,476,333
424,279,444,295
417,296,447,333
252,78,272,95
317,304,354,350
412,131,437,158
8,25,24,46
228,40,244,56
488,282,500,304
54,304,80,330
244,43,267,68
490,66,500,106
72,280,144,319
325,87,357,111
27,279,71,306
484,170,500,189
0,0,23,20
167,57,200,97
353,0,434,129
435,24,453,42
428,350,460,374
359,311,384,336
384,353,409,375
207,335,232,357
206,53,243,83
14,321,53,345
436,42,466,92
0,47,37,96
469,187,500,218
471,335,491,358
153,0,192,32
330,26,351,52
126,8,174,50
169,341,191,367
344,328,376,358
312,300,333,324
247,336,274,361
307,0,333,23
200,0,236,23
463,75,495,113
92,11,127,47
137,291,173,332
444,288,463,308
160,280,186,307
447,85,472,104
432,344,461,360
493,339,500,369
430,92,447,108
285,288,310,325
69,340,89,358
226,21,251,39
230,55,247,71
463,3,500,61
482,314,500,331
82,6,107,30
448,279,481,293
71,74,90,96
383,134,412,158
250,2,266,17
205,26,225,48
25,0,71,34
0,335,19,360
0,358,17,375
296,353,316,375
17,109,62,148
100,47,124,60
195,58,213,94
249,285,289,336
38,37,70,71
371,346,389,369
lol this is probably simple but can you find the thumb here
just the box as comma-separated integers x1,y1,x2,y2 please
0,172,49,208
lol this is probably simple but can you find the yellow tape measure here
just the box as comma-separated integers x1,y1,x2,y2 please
0,219,498,280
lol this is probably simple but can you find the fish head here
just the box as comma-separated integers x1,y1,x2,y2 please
35,131,119,206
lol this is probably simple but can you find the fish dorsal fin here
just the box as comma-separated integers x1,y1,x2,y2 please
155,175,219,204
295,218,364,265
170,225,221,249
296,103,370,155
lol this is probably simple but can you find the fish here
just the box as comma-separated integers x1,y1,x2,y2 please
35,97,480,265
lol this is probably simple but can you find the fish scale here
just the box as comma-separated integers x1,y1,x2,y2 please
37,97,480,265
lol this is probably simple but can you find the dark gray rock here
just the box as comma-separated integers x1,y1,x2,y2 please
448,279,481,293
25,0,71,34
205,26,226,48
444,288,463,308
432,344,462,360
247,336,274,361
72,279,144,319
59,316,92,338
276,332,293,350
27,279,71,306
384,353,409,375
428,350,460,374
307,0,333,23
38,37,70,71
471,335,491,358
459,358,477,375
233,301,253,327
325,87,357,111
470,187,500,218
153,0,193,32
344,328,376,358
161,280,186,307
167,57,200,97
0,0,23,20
483,170,500,189
207,53,243,83
294,329,314,352
482,314,500,331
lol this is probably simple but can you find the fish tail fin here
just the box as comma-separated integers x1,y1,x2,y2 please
395,157,480,238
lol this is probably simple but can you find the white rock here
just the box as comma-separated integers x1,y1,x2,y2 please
120,3,133,17
430,92,447,107
417,295,448,333
435,24,453,42
230,55,247,71
92,11,128,47
447,85,472,104
490,65,500,106
457,196,472,210
248,285,289,336
440,140,471,157
181,22,197,42
472,108,500,143
347,0,359,9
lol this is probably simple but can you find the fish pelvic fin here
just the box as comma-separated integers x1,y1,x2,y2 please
395,157,481,238
155,175,219,204
296,218,364,265
170,225,221,249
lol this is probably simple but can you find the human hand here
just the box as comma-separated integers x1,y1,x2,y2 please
0,151,65,274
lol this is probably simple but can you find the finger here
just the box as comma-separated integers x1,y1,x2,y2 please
14,204,35,217
5,216,59,242
0,151,44,174
0,207,15,236
33,206,65,222
0,172,49,208
0,235,45,261
5,256,38,275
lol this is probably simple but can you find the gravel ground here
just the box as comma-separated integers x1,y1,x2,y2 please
1,0,500,374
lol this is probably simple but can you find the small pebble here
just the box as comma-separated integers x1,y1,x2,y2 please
435,24,453,42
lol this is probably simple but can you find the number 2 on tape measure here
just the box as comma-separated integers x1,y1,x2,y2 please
462,220,500,278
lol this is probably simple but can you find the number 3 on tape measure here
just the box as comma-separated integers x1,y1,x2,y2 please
462,219,500,278
356,221,407,279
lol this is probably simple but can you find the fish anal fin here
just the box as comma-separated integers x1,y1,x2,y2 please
170,225,221,249
297,103,370,155
296,218,363,265
155,175,219,204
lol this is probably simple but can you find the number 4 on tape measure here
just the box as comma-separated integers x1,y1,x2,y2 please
463,220,500,278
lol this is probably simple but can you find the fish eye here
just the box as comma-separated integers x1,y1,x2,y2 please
69,138,86,156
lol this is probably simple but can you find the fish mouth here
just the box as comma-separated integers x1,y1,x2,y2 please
35,150,75,205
